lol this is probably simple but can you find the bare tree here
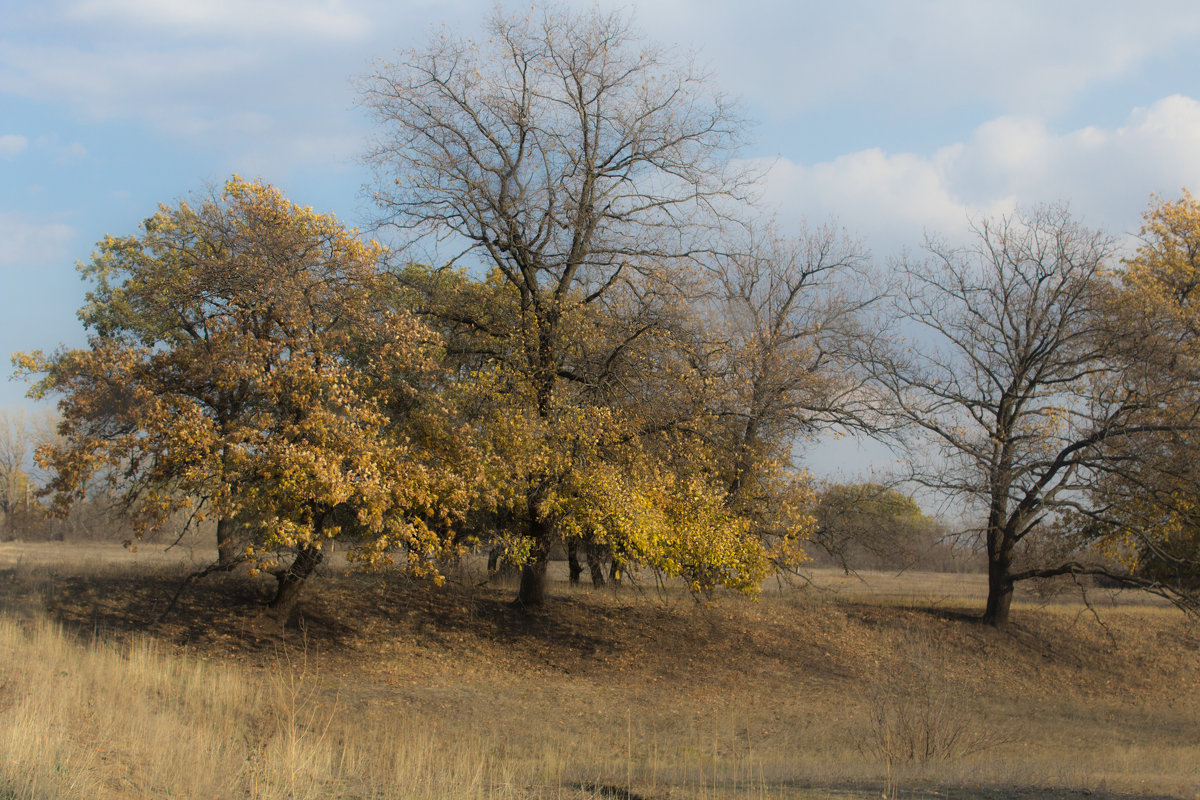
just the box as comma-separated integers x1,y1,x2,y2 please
870,206,1196,626
360,4,750,606
0,409,32,527
703,222,879,502
0,408,58,536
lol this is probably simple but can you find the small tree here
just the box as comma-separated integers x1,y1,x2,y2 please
0,408,60,540
811,483,939,571
18,178,467,615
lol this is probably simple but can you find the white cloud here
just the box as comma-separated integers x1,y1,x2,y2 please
760,95,1200,258
0,213,75,269
0,42,260,121
614,0,1200,117
57,141,87,161
62,0,370,42
0,134,28,157
0,5,371,158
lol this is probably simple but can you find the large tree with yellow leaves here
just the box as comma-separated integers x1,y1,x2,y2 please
362,5,811,606
397,261,813,605
1074,193,1200,599
18,177,472,615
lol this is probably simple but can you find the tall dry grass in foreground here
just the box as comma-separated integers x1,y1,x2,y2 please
0,612,800,800
3,603,1200,800
2,543,1199,799
0,615,525,800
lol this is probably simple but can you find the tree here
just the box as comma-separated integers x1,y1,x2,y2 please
361,5,756,606
1075,192,1200,595
17,177,468,616
0,408,58,539
701,222,879,531
870,206,1196,626
0,410,31,520
1,410,34,534
397,261,808,603
811,482,938,571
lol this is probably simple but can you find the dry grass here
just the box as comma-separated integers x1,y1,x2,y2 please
1,542,1198,799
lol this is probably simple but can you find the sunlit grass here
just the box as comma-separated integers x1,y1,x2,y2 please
1,542,1197,799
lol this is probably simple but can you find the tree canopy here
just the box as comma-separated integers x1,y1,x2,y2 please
1072,192,1200,597
869,205,1200,624
811,482,938,571
18,177,472,614
361,5,792,606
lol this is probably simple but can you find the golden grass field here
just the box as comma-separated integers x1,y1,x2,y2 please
1,541,1198,800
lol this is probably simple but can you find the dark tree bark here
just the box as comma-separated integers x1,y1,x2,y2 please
609,554,624,584
516,516,553,607
268,544,324,620
984,573,1012,628
586,543,606,588
567,539,583,585
215,516,238,568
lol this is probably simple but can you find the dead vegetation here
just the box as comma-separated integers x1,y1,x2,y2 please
0,542,1197,799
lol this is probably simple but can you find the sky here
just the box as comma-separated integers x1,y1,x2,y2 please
6,0,1200,478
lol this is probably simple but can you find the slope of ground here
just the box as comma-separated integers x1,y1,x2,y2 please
0,542,1197,799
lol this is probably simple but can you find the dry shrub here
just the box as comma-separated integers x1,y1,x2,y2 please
858,633,1011,795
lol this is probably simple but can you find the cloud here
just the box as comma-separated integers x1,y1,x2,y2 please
55,141,87,162
0,42,259,120
62,0,370,42
614,0,1200,118
0,212,75,269
0,1,374,161
759,95,1200,258
0,134,29,157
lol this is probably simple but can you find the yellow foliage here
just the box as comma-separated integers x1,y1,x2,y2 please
17,177,472,578
1076,191,1200,583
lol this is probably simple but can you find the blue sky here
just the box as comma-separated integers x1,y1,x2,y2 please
6,0,1200,477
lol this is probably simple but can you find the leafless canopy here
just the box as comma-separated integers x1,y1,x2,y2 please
360,5,750,301
870,206,1197,624
707,222,880,446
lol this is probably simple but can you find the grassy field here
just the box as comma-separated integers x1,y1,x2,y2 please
0,541,1197,800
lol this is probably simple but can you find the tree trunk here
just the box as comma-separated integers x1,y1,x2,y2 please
609,554,624,584
269,544,324,620
982,428,1016,627
216,517,238,568
982,558,1014,626
728,416,761,502
567,539,583,585
982,518,1015,627
515,521,552,608
586,543,606,588
514,329,559,609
